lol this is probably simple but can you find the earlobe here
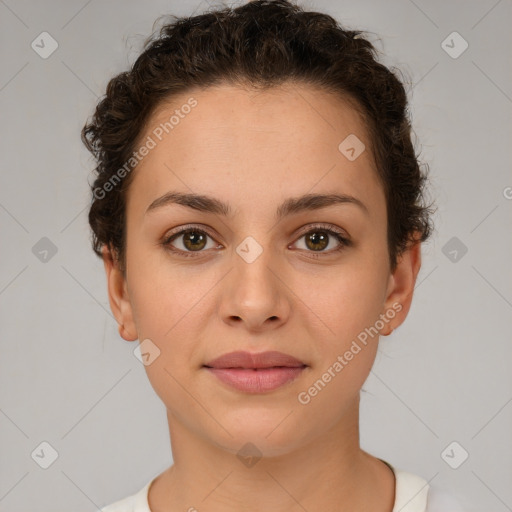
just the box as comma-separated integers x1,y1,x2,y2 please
381,238,422,335
102,245,138,342
118,323,137,341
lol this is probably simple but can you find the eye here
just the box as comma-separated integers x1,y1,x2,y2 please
162,226,220,257
161,223,351,259
291,223,351,254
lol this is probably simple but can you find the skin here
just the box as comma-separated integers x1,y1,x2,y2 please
102,82,421,512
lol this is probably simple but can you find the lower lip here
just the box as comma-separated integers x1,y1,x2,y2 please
205,366,306,393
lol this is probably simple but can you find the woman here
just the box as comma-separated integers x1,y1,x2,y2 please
82,1,463,510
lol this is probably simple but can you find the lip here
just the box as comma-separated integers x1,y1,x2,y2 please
204,350,306,369
203,351,307,393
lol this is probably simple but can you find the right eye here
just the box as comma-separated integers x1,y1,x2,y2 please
162,226,221,257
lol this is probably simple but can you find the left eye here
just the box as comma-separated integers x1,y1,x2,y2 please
292,227,349,253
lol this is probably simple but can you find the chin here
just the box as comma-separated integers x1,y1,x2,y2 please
208,413,314,459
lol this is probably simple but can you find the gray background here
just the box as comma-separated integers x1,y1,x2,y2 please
1,0,511,511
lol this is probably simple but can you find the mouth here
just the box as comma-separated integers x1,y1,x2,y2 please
203,366,307,393
203,351,308,393
204,350,307,369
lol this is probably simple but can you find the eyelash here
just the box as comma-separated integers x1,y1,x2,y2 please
161,223,351,259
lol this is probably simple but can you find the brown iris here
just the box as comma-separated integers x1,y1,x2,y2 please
305,231,329,251
182,231,207,251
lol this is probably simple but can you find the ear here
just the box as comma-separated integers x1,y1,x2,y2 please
102,245,138,342
380,238,422,336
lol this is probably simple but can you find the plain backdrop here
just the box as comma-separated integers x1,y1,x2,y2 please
0,1,511,511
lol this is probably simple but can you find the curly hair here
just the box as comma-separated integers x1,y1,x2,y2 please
82,0,434,274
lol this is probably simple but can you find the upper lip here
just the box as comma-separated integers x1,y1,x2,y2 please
204,351,307,369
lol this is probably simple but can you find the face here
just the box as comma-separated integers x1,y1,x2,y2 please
104,82,421,457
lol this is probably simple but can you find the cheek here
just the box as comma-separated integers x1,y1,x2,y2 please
126,245,220,374
292,270,385,414
129,271,203,343
126,258,209,409
294,261,387,341
126,242,194,333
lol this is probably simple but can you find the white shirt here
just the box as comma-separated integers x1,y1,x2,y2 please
100,461,465,512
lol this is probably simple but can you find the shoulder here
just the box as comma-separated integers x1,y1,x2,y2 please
392,469,430,511
100,479,153,512
426,485,467,512
388,464,466,512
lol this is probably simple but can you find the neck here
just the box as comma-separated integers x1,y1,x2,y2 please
148,398,395,512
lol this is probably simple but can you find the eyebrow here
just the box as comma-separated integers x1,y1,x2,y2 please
145,190,369,220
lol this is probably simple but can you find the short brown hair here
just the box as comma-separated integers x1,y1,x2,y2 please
82,0,434,273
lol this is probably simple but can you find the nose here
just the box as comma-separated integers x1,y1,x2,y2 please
219,245,291,333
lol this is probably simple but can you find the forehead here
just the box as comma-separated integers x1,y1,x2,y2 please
147,82,369,151
128,82,383,217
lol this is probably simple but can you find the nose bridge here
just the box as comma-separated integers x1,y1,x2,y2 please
233,234,279,298
222,233,288,326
